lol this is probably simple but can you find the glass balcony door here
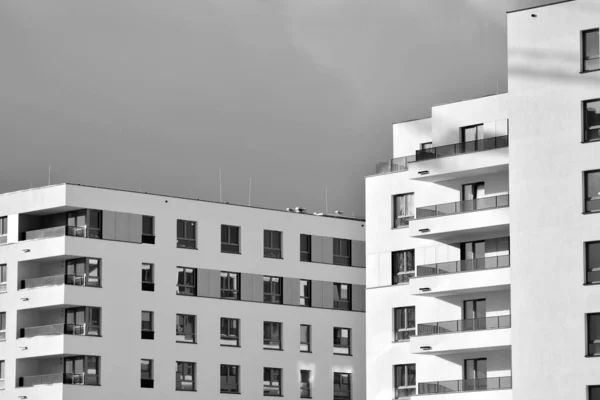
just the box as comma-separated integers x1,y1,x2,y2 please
460,124,484,152
464,358,487,391
67,210,102,238
461,241,485,270
463,299,486,331
461,182,485,212
64,356,99,385
65,307,100,336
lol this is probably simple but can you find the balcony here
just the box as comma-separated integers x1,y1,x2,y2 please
418,376,512,395
19,372,99,387
414,135,508,162
410,318,511,355
19,323,88,338
374,155,416,175
409,195,509,241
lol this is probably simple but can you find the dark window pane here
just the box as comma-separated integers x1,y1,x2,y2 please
584,29,600,71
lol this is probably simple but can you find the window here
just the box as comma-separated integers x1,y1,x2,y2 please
263,368,282,396
221,225,240,254
333,283,352,310
65,258,101,287
588,313,600,356
333,327,351,355
0,360,4,389
334,373,351,400
220,272,240,300
420,142,432,150
0,264,6,293
584,99,600,142
393,193,414,228
0,312,5,341
393,307,416,341
300,234,311,261
0,216,6,244
264,321,282,350
300,280,311,306
141,311,154,340
333,238,352,266
67,209,102,239
176,219,196,249
65,307,101,336
392,250,414,284
587,242,600,284
264,230,282,258
263,276,283,304
176,267,197,296
64,355,100,385
141,359,154,388
220,365,240,394
464,358,487,391
176,361,195,391
221,318,240,347
300,324,311,352
142,215,155,244
460,124,484,152
585,170,600,213
300,370,311,398
583,28,600,72
176,314,196,343
590,386,600,400
141,263,154,291
394,364,416,398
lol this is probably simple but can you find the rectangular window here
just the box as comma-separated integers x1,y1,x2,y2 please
220,271,240,300
65,258,101,287
460,124,484,152
141,359,154,388
221,225,241,254
176,267,197,296
0,312,5,341
264,321,282,350
300,234,311,261
333,327,351,355
585,170,600,213
393,193,414,228
334,373,352,400
176,314,196,343
0,216,7,244
220,318,240,347
0,360,4,389
583,28,600,72
176,219,196,249
264,230,283,259
141,263,154,291
64,306,101,336
333,283,352,310
590,386,600,400
394,364,416,398
141,311,154,340
333,238,352,266
588,313,600,356
299,280,311,306
393,307,416,341
142,215,155,244
176,361,195,391
220,364,240,394
0,264,6,293
584,99,600,142
263,276,283,304
63,355,100,385
392,250,414,284
263,367,282,396
587,242,600,284
300,370,311,398
300,324,311,352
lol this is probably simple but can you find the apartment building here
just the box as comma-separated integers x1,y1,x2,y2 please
0,183,366,400
366,1,600,399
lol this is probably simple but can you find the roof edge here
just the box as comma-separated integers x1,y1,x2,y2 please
507,0,576,14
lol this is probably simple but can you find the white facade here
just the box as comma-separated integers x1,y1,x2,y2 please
0,183,366,400
366,1,600,399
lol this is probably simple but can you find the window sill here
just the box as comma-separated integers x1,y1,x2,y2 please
176,389,197,392
176,341,197,344
264,347,284,351
264,256,284,260
393,339,410,343
581,139,600,144
220,344,241,348
333,352,353,357
391,225,410,230
263,395,283,397
583,283,600,286
220,391,241,395
581,69,600,74
300,350,312,353
585,354,600,358
176,247,198,250
221,251,241,255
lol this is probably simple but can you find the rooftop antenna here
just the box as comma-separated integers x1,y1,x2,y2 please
248,178,252,206
325,188,329,214
48,165,51,186
219,168,223,203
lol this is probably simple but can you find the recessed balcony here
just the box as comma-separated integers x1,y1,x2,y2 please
409,195,509,241
417,377,512,396
410,316,511,355
17,355,100,387
409,256,510,297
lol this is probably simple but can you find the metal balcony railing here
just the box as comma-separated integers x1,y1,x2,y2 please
416,194,509,219
375,155,417,175
415,135,509,161
20,323,86,338
20,373,64,387
416,255,510,277
417,315,511,336
21,274,65,289
418,376,512,394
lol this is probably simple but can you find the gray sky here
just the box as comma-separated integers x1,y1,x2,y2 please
0,0,555,217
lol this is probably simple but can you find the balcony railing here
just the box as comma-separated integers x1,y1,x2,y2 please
416,255,510,277
25,226,67,240
415,135,509,161
20,274,100,289
23,226,100,241
418,376,512,394
20,373,65,387
417,315,511,336
20,323,86,338
416,194,509,219
375,155,417,175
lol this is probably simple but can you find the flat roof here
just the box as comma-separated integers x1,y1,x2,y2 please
0,183,365,222
507,0,576,14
